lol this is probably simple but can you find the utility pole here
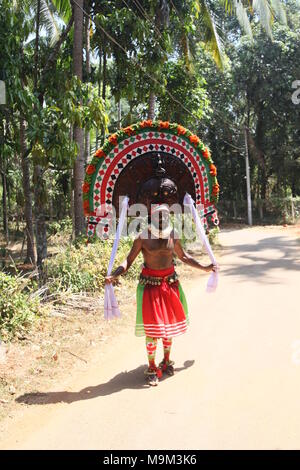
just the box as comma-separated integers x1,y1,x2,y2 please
244,127,253,226
0,80,6,105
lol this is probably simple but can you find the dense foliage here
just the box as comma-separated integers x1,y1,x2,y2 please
0,271,39,340
0,0,299,338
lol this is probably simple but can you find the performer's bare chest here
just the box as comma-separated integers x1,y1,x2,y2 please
141,237,175,267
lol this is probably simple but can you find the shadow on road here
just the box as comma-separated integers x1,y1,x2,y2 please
220,235,300,282
16,360,195,406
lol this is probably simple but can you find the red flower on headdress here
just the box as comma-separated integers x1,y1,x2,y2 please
123,126,135,136
212,183,220,195
83,200,90,209
177,125,187,136
82,182,90,193
108,134,118,146
94,149,105,158
86,164,96,175
159,120,170,129
209,164,217,176
189,134,200,145
140,120,153,128
202,147,210,159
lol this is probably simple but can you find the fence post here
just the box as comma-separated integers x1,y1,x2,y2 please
233,201,237,220
244,127,253,226
259,199,263,221
291,199,295,224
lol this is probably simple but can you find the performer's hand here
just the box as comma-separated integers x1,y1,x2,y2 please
204,263,217,272
105,275,116,284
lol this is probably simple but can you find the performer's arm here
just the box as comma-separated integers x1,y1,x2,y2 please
105,236,142,283
174,238,216,272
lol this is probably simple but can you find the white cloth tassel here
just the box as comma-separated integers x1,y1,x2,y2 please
183,193,219,293
104,196,129,319
104,284,112,320
104,284,121,320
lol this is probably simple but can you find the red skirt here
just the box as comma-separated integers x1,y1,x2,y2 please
135,265,189,339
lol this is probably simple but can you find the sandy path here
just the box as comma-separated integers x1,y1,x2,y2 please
0,227,299,450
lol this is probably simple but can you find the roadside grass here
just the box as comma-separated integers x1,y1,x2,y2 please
0,222,222,421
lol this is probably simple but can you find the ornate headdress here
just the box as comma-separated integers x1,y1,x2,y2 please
83,121,220,240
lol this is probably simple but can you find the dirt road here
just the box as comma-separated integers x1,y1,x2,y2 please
1,227,299,450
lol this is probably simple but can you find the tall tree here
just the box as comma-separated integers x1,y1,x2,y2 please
84,5,91,163
20,118,35,264
73,0,85,236
33,0,48,277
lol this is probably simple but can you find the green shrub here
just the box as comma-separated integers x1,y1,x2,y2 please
0,272,39,340
48,217,73,236
45,236,142,294
208,226,220,246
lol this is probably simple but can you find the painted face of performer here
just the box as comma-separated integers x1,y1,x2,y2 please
137,154,178,213
151,179,177,204
150,204,170,230
140,178,178,213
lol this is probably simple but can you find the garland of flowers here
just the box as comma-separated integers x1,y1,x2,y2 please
82,120,220,216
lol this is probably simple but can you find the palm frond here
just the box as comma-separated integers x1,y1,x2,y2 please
181,33,194,72
233,0,253,39
198,0,225,69
252,0,273,38
11,0,32,14
269,0,287,25
40,0,61,45
222,0,286,39
51,0,72,23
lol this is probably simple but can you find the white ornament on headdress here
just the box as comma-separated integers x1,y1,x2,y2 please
183,193,219,293
104,196,129,320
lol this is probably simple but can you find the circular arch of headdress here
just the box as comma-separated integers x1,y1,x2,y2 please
83,120,220,238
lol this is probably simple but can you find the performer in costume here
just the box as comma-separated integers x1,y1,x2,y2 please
82,121,220,387
105,156,216,386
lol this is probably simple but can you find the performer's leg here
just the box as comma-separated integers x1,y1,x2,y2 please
160,337,175,375
162,337,172,363
145,336,158,371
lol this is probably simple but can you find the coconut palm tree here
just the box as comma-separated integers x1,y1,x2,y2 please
223,0,287,39
12,0,73,272
72,0,86,236
147,0,286,118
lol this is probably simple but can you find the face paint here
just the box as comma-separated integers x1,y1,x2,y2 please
138,155,178,212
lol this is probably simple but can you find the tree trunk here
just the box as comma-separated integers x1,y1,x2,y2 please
34,165,47,282
102,46,107,103
260,168,268,200
96,51,102,149
20,118,35,264
33,0,48,278
73,0,85,236
84,9,91,163
1,169,8,243
148,91,156,120
117,98,121,129
101,45,107,144
68,125,75,240
0,123,8,242
34,0,41,90
70,169,75,241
